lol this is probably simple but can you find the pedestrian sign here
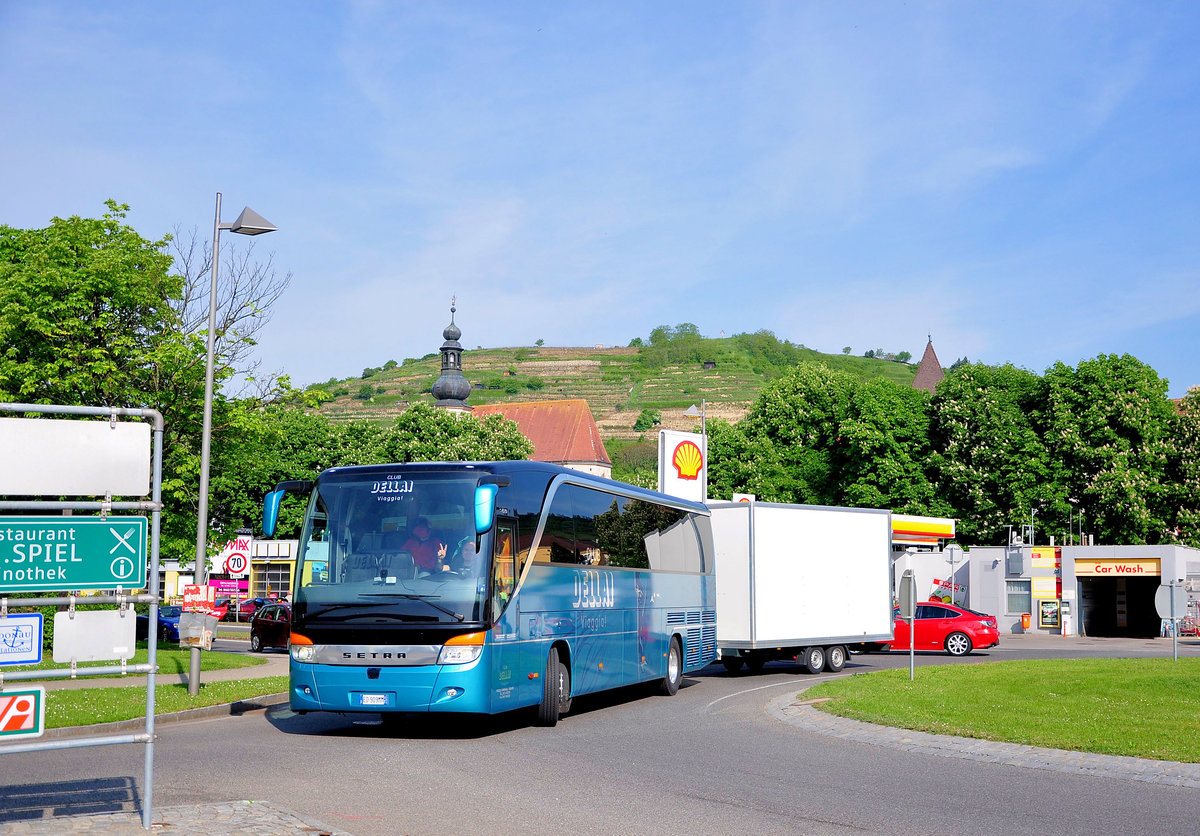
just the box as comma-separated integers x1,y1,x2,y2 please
0,517,147,592
0,687,46,740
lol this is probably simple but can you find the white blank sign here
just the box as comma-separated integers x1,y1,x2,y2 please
0,417,151,497
53,610,137,663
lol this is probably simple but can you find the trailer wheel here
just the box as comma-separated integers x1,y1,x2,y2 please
800,646,825,674
537,647,571,726
660,637,683,696
824,645,846,673
720,656,744,674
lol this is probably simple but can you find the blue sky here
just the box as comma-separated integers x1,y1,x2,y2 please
3,2,1198,395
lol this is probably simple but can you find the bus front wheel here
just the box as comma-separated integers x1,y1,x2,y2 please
660,637,683,696
537,647,571,726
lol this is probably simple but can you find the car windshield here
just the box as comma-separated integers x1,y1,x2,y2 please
160,606,182,618
294,473,492,624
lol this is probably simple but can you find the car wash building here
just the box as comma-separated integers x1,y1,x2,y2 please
967,543,1200,637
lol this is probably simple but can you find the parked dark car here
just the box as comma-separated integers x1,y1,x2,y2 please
249,603,291,652
136,605,182,643
887,603,1000,656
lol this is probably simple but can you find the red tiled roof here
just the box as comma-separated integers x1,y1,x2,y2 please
912,339,945,393
472,399,612,467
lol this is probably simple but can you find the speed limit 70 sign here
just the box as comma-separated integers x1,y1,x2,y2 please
217,536,252,577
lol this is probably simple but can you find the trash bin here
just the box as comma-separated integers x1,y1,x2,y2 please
1021,612,1031,630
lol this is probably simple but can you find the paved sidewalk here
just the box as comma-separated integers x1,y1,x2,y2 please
0,800,354,836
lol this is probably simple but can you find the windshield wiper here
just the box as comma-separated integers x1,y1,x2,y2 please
359,593,465,622
303,601,397,618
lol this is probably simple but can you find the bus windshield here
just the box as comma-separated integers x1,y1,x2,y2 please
294,473,491,624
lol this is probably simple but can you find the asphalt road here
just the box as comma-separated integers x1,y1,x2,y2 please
5,636,1200,836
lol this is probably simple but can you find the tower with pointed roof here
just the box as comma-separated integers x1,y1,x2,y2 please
431,299,472,412
912,335,945,394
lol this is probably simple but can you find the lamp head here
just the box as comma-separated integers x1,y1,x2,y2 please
228,207,277,236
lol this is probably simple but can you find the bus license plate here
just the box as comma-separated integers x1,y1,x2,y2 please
352,692,394,707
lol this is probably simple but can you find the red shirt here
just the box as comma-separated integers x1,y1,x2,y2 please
403,535,442,571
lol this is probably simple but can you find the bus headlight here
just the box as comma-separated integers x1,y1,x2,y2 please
291,645,316,663
437,631,485,665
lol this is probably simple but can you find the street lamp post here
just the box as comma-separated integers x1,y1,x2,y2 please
189,193,276,695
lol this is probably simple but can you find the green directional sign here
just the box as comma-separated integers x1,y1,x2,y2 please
0,517,147,592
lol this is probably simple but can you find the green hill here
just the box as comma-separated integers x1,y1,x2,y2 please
309,337,919,442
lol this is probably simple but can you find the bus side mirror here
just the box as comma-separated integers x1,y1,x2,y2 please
475,484,500,535
263,490,284,537
262,479,315,537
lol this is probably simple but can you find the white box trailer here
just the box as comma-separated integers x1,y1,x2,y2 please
709,501,894,674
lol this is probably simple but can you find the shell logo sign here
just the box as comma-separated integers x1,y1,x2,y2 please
672,440,704,480
657,430,707,502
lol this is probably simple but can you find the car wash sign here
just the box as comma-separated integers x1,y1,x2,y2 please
0,517,147,592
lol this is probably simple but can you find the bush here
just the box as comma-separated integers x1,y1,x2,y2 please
633,408,661,432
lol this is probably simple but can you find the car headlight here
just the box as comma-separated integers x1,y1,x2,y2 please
291,644,316,663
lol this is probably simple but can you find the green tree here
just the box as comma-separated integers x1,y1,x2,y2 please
0,201,192,408
203,403,533,542
832,379,945,515
1169,389,1200,546
705,419,794,501
741,363,855,504
1042,355,1176,544
929,363,1051,544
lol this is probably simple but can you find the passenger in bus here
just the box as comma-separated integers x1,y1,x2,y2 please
403,517,447,572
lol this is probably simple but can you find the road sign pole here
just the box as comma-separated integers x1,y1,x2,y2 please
1172,581,1178,662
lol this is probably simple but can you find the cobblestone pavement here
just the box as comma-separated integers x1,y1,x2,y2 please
0,800,353,836
769,694,1200,789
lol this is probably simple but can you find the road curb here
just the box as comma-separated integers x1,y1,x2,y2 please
39,692,289,741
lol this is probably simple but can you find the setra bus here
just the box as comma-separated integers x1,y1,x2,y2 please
262,460,716,726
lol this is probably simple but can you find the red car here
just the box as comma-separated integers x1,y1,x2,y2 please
249,602,291,652
887,602,999,656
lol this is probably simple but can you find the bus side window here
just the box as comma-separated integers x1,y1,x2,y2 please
492,520,516,618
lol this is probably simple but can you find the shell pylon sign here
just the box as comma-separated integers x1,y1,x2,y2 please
658,430,707,503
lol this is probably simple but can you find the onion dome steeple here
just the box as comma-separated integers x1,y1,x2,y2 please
431,298,472,412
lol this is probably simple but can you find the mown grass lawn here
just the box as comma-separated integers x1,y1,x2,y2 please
804,658,1200,762
45,677,290,728
8,644,267,676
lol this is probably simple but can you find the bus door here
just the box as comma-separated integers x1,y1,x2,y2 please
489,518,522,711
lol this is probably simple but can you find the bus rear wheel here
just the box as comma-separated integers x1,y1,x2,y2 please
660,637,683,696
537,647,571,726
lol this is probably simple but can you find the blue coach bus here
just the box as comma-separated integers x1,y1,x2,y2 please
262,461,716,726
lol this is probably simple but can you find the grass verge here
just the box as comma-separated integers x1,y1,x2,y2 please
46,676,290,728
9,645,267,676
804,657,1200,762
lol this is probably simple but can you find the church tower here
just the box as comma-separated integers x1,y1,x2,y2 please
430,299,473,413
